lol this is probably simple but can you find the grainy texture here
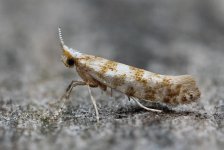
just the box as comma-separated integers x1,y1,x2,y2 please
0,0,224,150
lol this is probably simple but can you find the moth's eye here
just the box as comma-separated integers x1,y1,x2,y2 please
66,58,75,67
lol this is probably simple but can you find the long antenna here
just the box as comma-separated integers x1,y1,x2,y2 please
58,27,64,48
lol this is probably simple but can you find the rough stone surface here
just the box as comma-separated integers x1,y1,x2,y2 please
0,0,224,150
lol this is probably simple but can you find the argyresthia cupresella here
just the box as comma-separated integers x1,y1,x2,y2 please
58,28,200,122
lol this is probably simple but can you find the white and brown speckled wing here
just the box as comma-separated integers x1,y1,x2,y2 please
74,53,200,105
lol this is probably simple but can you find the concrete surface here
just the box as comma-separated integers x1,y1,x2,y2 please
0,0,224,150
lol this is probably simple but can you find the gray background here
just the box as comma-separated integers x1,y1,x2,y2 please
0,0,224,150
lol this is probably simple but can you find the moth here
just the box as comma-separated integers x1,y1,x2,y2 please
58,28,200,122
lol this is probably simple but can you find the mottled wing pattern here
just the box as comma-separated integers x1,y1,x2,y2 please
75,54,200,104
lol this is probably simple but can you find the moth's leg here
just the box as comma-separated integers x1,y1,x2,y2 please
87,85,99,123
110,88,113,97
132,97,162,113
98,83,107,95
61,80,86,100
127,96,131,101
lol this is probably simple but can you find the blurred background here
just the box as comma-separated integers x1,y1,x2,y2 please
1,0,224,92
0,0,224,150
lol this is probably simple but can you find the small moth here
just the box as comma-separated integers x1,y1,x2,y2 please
58,28,200,122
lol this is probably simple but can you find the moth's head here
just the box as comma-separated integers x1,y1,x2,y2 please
58,28,75,68
61,45,76,68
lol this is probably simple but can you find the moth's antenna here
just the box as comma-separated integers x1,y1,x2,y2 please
58,27,65,48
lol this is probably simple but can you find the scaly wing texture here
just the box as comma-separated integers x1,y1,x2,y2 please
75,54,200,104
